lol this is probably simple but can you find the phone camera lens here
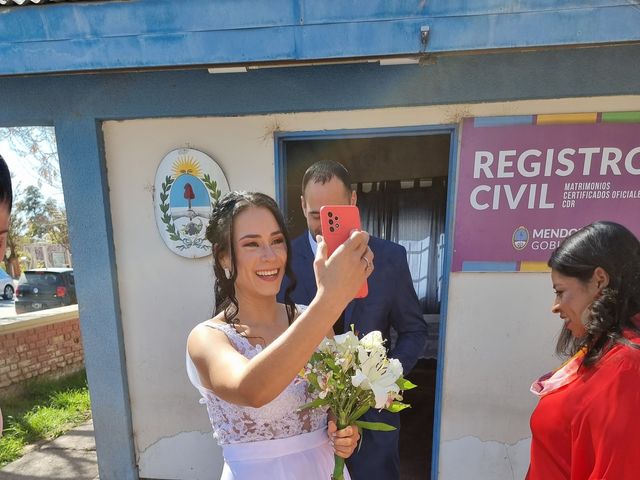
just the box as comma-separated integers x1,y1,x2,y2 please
328,219,334,225
328,212,333,218
329,227,335,232
334,216,339,221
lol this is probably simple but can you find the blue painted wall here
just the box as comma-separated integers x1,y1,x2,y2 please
0,0,638,75
54,119,137,480
2,44,639,126
0,37,638,479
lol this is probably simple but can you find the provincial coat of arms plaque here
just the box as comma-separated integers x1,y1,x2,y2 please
154,148,230,258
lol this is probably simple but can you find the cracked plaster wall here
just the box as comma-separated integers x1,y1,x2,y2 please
437,273,558,479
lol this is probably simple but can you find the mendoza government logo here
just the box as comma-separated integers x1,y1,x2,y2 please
512,226,530,251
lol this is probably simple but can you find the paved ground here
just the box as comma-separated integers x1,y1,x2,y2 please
0,420,98,480
0,299,16,318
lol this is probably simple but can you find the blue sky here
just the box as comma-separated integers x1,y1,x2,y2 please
0,138,65,207
170,175,210,208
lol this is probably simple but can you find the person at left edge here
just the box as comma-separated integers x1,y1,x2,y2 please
0,154,13,437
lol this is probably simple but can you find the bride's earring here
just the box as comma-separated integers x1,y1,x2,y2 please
224,268,231,280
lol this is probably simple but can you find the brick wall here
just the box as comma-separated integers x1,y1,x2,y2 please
0,306,83,391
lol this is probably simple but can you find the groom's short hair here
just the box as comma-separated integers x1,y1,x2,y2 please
301,160,352,194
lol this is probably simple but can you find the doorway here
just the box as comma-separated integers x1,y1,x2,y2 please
277,126,454,479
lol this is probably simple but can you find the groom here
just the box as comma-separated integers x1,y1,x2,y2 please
278,160,428,480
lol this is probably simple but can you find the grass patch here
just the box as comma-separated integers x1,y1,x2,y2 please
0,369,91,467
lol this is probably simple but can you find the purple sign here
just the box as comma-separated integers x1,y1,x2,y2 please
453,114,640,272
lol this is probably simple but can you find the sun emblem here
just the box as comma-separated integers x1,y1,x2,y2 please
172,156,202,177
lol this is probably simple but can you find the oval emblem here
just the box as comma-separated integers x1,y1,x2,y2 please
33,287,39,294
512,226,529,251
154,148,230,258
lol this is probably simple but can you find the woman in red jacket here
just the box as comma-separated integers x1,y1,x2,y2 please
527,221,640,480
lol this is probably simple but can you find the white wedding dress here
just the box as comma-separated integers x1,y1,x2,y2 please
186,320,351,480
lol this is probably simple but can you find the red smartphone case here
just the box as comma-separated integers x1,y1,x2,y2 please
320,205,368,298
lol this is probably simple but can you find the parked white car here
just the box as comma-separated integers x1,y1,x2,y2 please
0,269,17,300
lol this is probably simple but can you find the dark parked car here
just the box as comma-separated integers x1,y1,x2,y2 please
15,268,77,314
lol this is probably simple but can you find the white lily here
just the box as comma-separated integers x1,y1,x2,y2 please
333,330,360,353
351,348,403,409
329,331,358,371
359,330,385,351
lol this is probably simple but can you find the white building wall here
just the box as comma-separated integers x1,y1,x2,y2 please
439,273,557,480
102,94,640,479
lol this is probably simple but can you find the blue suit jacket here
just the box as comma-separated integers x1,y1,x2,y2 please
278,233,428,480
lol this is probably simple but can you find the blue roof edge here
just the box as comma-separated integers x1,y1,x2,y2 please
1,0,639,76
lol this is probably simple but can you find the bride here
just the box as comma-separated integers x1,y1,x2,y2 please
187,191,373,479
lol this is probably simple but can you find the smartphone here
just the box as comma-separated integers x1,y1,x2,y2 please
320,205,368,298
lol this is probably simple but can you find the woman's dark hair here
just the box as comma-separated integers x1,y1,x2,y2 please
205,191,298,326
549,221,640,366
0,154,13,212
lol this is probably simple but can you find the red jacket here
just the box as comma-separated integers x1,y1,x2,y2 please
527,329,640,480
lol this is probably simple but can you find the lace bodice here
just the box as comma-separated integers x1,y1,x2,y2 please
186,321,327,446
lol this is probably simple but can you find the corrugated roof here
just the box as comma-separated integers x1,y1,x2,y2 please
0,0,100,5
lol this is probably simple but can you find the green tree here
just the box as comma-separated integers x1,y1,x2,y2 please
16,186,51,240
47,208,71,257
15,186,68,244
9,186,70,270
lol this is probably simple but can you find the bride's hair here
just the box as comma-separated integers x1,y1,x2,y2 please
206,191,298,325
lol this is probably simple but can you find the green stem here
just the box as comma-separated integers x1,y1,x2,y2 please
332,455,345,480
331,412,349,480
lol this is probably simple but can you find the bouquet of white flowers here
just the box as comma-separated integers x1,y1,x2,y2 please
299,328,417,480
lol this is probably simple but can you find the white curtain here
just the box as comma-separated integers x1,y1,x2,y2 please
358,178,447,314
